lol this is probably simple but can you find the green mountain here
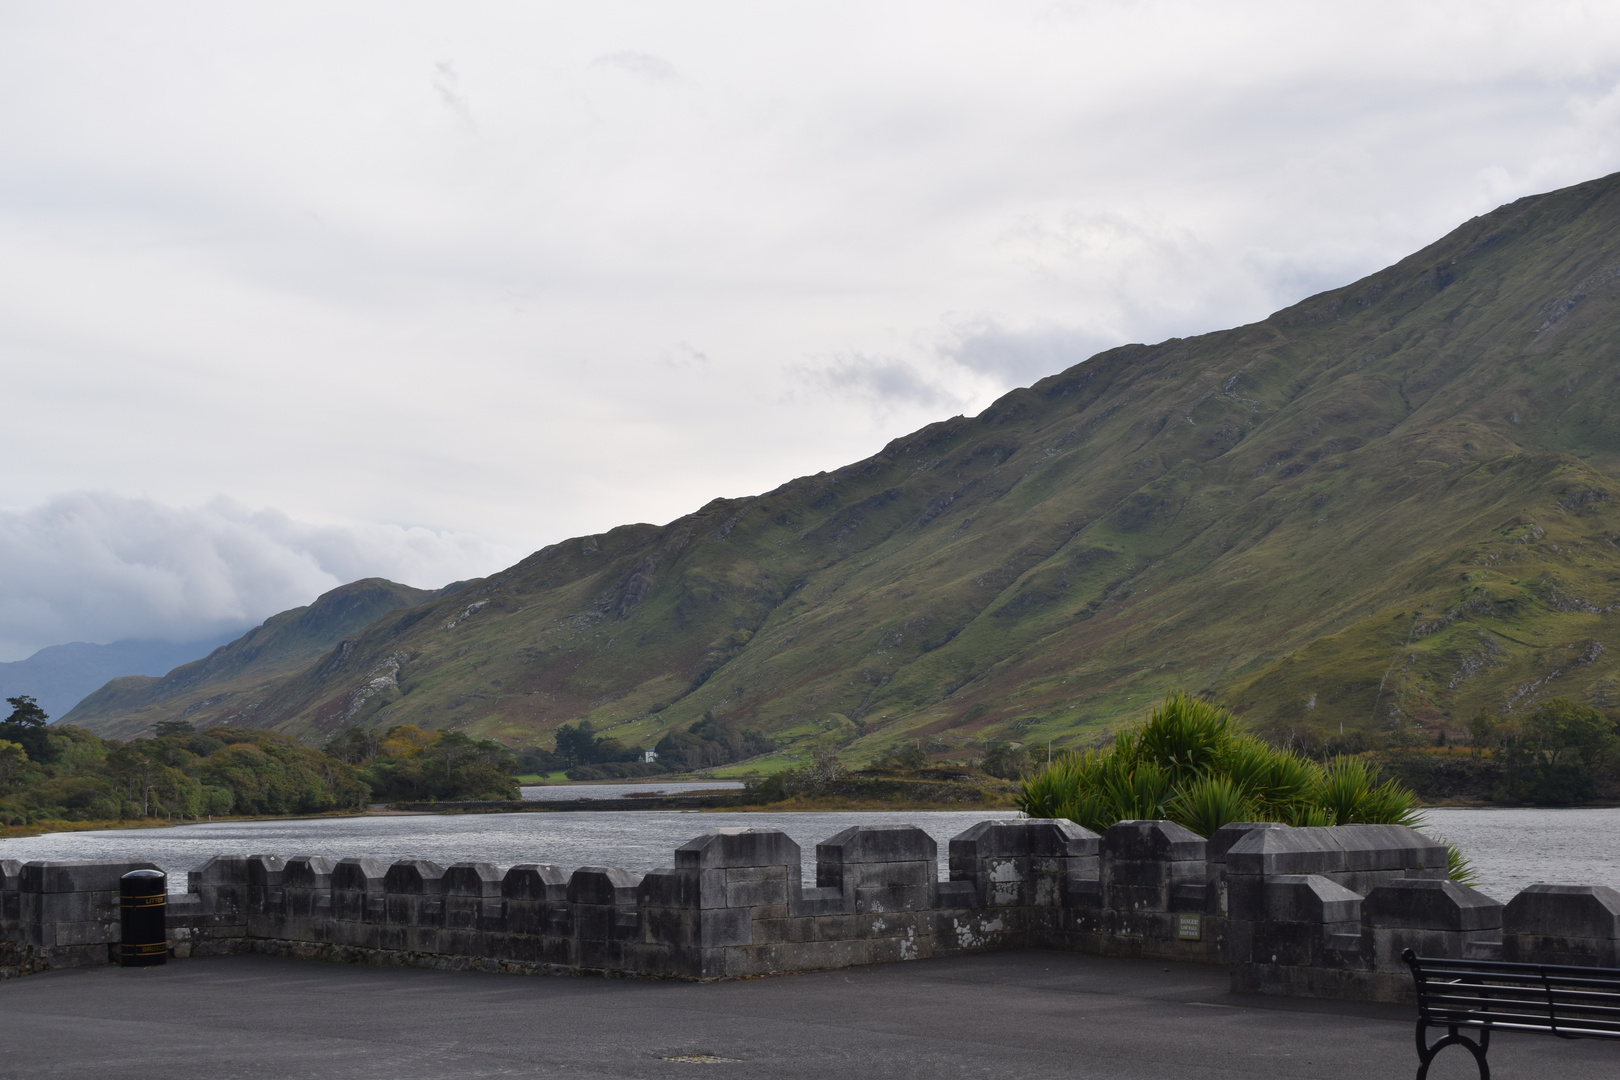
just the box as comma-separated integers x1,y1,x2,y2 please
62,578,457,739
70,172,1620,764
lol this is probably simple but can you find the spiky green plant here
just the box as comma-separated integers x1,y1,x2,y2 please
1443,840,1480,886
1169,773,1255,837
1018,693,1438,855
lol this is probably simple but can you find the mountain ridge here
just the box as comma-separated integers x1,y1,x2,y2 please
63,577,467,737
67,171,1620,763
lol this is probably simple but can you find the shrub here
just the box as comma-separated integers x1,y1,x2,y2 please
1018,692,1431,858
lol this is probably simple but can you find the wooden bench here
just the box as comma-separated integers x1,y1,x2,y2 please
1403,948,1620,1078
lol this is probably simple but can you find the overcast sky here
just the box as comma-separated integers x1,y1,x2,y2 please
4,1,1620,660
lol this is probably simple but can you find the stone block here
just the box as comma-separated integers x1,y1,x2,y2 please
1363,879,1502,932
503,864,569,903
566,867,640,907
936,880,976,909
841,860,933,891
19,860,160,894
724,866,790,908
188,855,250,890
1265,875,1362,926
331,858,387,892
675,828,802,870
1063,874,1103,908
789,885,847,917
818,825,937,868
638,867,699,908
643,905,701,948
1333,825,1448,874
284,856,337,889
246,855,286,886
1504,883,1620,940
1205,822,1285,863
1102,820,1206,863
443,862,502,898
854,883,932,914
699,906,752,948
1224,827,1344,878
384,860,446,894
948,818,1098,861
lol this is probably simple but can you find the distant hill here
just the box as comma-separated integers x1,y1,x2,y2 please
63,578,464,738
66,172,1620,761
0,637,235,721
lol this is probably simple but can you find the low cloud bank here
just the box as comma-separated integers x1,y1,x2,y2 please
0,493,516,662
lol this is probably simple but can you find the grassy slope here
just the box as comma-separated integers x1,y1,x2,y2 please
63,578,447,738
69,172,1620,761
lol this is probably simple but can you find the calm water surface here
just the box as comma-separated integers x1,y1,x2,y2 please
0,810,1017,891
519,781,746,801
1418,807,1620,901
2,806,1613,901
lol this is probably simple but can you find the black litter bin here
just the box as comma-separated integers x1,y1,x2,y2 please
120,869,167,966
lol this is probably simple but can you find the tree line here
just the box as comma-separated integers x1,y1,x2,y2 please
0,696,516,827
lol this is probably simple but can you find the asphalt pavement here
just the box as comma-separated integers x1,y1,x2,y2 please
1,949,1610,1079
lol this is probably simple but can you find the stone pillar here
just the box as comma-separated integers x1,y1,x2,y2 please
501,864,571,966
948,819,1099,910
383,860,445,952
330,857,386,948
1362,878,1503,999
245,855,287,936
673,827,805,978
282,856,335,942
0,859,21,936
443,862,503,933
817,825,938,914
1502,884,1620,966
1229,874,1366,995
1101,820,1206,913
568,867,641,972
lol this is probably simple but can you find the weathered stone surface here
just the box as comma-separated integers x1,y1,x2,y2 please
818,825,937,867
1205,823,1285,863
442,863,501,897
384,861,447,895
1102,821,1205,863
284,857,337,889
1362,879,1502,932
1265,875,1362,926
567,867,640,907
502,864,568,902
949,819,1098,860
18,860,159,894
1504,883,1620,940
332,859,387,891
675,828,801,870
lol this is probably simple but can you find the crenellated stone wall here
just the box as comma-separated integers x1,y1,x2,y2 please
5,818,1620,1001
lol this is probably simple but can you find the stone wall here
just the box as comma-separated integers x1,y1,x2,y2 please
5,818,1620,1001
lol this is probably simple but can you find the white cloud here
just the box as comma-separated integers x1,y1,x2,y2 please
0,493,516,661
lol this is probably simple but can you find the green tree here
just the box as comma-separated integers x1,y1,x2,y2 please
0,738,28,791
0,695,55,763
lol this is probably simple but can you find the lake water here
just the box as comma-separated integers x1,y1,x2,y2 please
0,810,1019,891
519,781,747,801
1,806,1614,901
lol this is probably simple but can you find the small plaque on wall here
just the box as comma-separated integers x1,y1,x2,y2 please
1176,913,1202,941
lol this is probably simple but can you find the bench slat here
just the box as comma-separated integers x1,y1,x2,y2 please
1407,950,1620,1045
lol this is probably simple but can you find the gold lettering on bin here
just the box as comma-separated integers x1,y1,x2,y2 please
1176,913,1202,941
